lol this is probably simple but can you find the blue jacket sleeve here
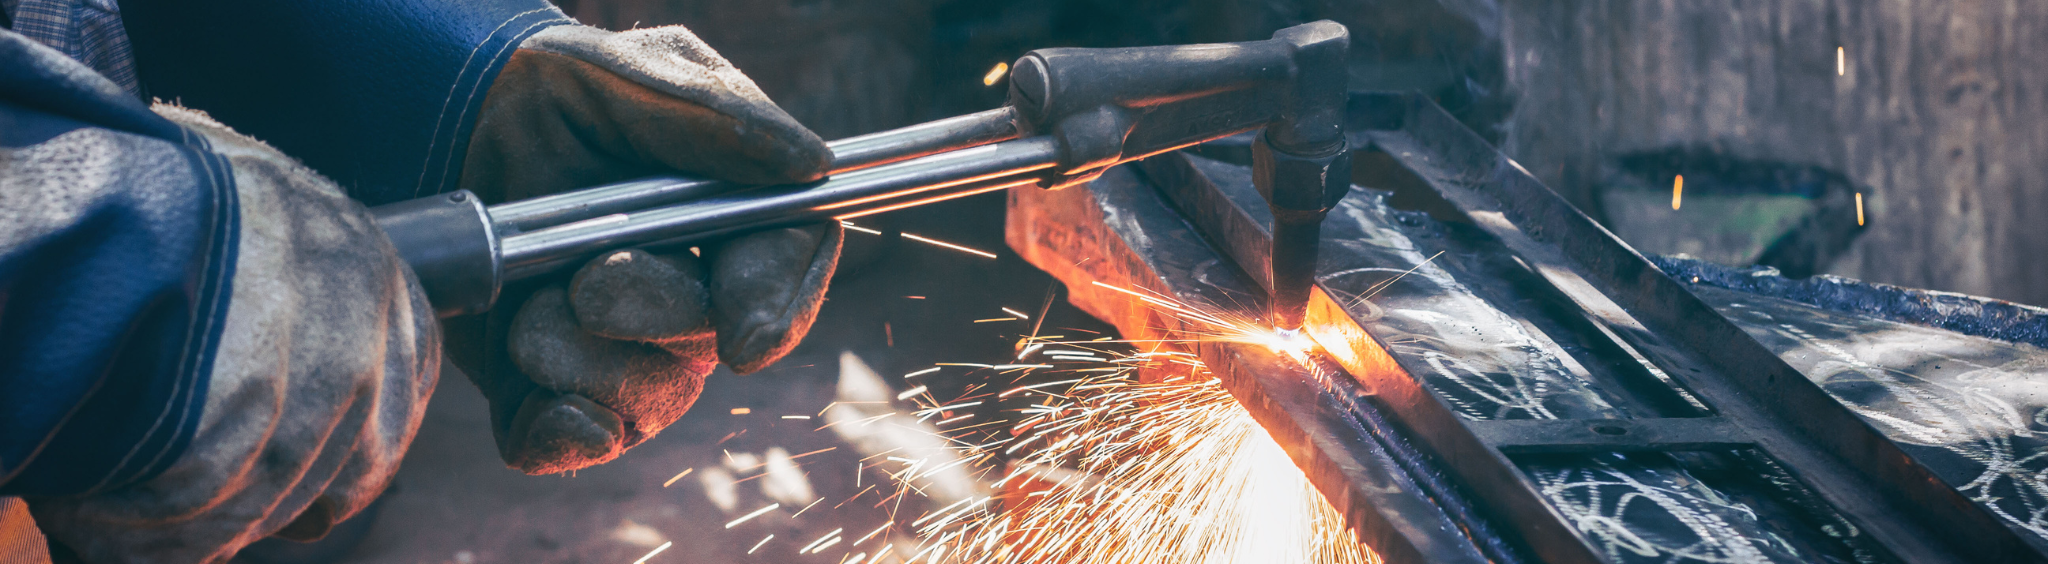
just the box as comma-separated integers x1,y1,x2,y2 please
114,0,575,206
0,30,239,497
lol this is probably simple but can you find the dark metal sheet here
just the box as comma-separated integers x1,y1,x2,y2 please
1691,282,2048,545
1139,150,1869,564
1005,91,2048,564
1353,92,2042,563
1472,418,1746,453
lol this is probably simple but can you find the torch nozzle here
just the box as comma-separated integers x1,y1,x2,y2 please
1266,211,1324,333
1250,129,1348,337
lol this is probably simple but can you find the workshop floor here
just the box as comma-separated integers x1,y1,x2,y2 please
304,194,1114,564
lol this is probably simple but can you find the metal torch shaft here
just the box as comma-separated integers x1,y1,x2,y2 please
487,107,1022,233
497,136,1058,280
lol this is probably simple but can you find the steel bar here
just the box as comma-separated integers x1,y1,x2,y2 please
1012,92,2048,563
1134,145,1913,563
1125,123,2027,562
487,107,1021,233
1008,166,1514,564
1125,94,2048,562
1135,141,1613,564
499,136,1057,279
1357,92,2043,563
1468,418,1747,453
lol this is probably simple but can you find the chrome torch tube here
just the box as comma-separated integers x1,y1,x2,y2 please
486,107,1022,233
497,136,1058,280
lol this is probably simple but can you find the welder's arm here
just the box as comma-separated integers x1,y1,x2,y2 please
112,0,579,205
1,33,437,562
115,0,839,473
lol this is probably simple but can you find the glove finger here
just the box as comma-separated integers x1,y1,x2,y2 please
446,346,542,470
522,26,832,185
503,389,626,475
463,31,831,202
507,285,715,467
708,223,843,374
568,249,712,343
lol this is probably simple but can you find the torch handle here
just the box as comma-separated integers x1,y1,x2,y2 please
372,21,1351,318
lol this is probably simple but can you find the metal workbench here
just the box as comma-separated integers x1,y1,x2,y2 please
1006,92,2048,564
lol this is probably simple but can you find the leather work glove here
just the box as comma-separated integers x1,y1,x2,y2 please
455,24,842,475
4,79,439,560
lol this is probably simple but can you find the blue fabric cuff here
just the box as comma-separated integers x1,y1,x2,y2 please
0,30,238,496
115,0,575,205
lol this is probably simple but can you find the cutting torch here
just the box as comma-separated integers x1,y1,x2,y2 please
372,21,1352,331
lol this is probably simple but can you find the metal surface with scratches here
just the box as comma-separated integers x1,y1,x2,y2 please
1007,92,2048,563
1007,166,1514,564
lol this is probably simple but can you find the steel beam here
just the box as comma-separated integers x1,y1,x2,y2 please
1350,93,2042,563
1006,92,2048,563
1008,167,1515,564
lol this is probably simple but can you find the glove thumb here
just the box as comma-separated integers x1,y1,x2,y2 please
461,24,831,203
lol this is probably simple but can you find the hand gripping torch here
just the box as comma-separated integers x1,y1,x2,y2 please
372,21,1352,331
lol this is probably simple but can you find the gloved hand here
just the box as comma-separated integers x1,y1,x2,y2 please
454,24,842,475
6,97,440,561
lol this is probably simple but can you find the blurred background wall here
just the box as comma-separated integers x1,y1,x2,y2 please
1499,1,2048,307
552,0,2048,306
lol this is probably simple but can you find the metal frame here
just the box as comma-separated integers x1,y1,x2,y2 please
1007,166,1514,564
1348,92,2042,563
1008,92,2048,563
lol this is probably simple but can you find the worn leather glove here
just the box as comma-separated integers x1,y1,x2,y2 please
455,24,841,475
5,97,440,561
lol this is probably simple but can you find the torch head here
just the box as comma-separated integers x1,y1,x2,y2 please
1003,21,1353,331
1254,136,1351,331
1003,21,1353,192
1252,23,1352,332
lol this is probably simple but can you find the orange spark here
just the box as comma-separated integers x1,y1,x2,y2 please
983,62,1010,87
840,221,883,235
704,268,1371,563
788,446,838,460
901,232,998,259
724,503,780,528
935,368,1377,564
632,541,672,564
1672,174,1684,210
799,528,846,554
661,468,694,488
